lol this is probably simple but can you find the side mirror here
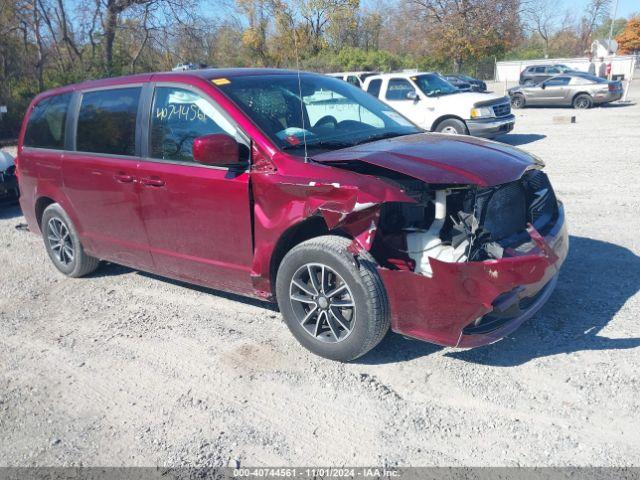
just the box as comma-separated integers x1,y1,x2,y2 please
406,91,419,102
192,133,240,166
540,82,546,89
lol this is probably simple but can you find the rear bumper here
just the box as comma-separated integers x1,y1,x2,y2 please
467,114,515,138
378,203,568,348
594,91,622,104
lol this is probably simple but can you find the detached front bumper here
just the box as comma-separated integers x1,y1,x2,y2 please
378,203,568,348
467,114,515,138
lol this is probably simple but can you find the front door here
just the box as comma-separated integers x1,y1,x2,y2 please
137,84,254,294
62,86,154,269
383,78,428,128
537,76,571,105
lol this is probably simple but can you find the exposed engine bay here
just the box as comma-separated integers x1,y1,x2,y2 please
340,165,560,277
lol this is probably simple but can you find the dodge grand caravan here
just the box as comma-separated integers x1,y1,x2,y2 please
16,69,568,361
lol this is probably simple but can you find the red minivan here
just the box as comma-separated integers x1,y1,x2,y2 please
16,69,568,361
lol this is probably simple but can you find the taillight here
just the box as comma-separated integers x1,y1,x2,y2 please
608,84,617,92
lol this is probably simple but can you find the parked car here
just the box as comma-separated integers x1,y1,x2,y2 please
509,72,624,109
362,72,515,137
519,64,574,86
444,74,487,92
16,69,567,361
326,71,379,89
0,151,18,204
441,75,472,92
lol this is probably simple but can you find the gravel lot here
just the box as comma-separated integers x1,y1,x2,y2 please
1,80,639,467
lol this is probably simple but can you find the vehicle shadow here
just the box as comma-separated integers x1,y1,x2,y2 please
89,262,278,311
359,235,640,366
0,203,22,219
498,133,546,146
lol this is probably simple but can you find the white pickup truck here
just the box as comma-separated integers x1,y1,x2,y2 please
362,72,515,138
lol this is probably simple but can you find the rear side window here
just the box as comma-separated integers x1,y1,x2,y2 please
346,76,360,87
24,93,71,149
533,66,545,73
366,79,382,97
76,87,141,156
385,78,416,101
150,87,237,163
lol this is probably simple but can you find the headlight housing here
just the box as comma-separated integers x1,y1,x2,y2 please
470,106,495,119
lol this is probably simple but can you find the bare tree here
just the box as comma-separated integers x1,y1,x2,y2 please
521,0,564,58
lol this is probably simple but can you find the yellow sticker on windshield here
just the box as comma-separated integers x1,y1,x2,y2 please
212,78,230,85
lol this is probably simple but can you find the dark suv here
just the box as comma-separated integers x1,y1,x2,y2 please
519,64,573,86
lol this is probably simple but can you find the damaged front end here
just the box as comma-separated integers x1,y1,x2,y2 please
372,169,568,347
337,164,568,348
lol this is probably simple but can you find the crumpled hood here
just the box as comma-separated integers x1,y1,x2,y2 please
312,133,540,187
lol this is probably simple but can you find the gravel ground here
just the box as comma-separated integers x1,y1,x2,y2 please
1,80,639,467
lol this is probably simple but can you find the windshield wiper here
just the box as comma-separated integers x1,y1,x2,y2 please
281,139,355,151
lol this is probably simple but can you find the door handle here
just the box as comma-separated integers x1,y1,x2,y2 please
114,173,134,183
140,177,165,187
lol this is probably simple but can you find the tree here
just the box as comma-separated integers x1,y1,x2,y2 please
522,0,564,58
408,0,521,72
579,0,612,52
616,16,640,54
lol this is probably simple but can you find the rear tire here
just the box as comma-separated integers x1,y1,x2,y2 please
435,118,468,135
41,203,100,277
275,235,389,361
573,94,593,109
511,94,526,109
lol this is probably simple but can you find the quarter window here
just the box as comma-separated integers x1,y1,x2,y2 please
24,93,71,149
346,76,360,87
150,87,237,163
385,79,416,101
366,79,382,97
76,87,141,156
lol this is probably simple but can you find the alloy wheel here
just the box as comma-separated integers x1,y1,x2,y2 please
47,217,74,265
575,97,590,109
289,263,356,343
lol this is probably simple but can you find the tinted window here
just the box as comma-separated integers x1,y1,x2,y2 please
24,93,71,149
385,78,416,100
76,87,140,156
533,66,545,73
545,76,570,86
150,87,237,163
346,76,360,87
366,79,382,97
547,67,560,74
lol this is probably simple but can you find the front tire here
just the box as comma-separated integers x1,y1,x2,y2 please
275,236,389,361
573,94,593,109
435,118,468,135
511,94,526,109
42,203,100,277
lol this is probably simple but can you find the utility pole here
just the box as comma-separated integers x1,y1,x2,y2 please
607,0,619,53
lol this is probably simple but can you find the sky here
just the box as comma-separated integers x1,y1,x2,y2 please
565,0,638,18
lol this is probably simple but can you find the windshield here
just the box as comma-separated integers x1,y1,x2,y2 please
411,74,459,97
215,74,420,154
